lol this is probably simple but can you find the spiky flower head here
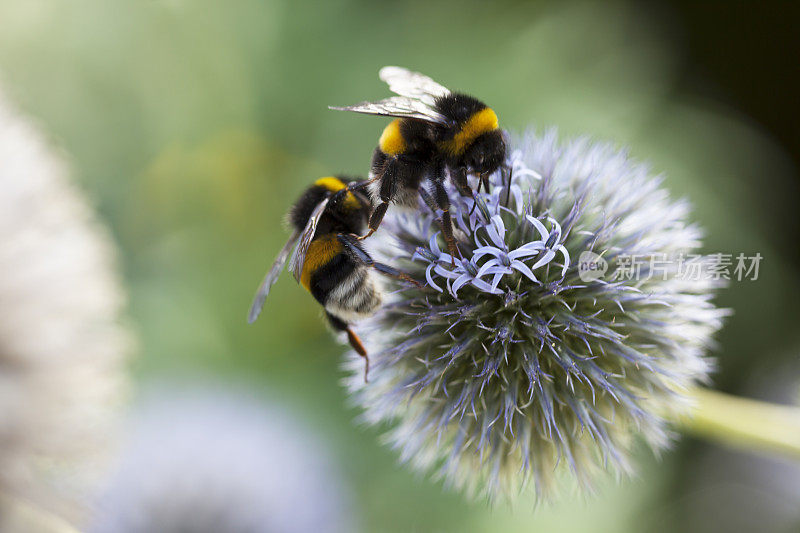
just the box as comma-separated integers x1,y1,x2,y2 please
345,129,727,502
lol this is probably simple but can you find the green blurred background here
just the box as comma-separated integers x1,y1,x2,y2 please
1,1,798,531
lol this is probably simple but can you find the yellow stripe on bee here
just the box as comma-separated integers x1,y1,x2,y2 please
314,176,347,192
313,176,361,210
438,107,499,156
300,234,343,291
379,119,407,155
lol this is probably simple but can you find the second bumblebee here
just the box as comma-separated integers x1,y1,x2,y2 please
248,176,419,380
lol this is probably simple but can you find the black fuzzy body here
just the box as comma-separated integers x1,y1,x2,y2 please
289,176,370,236
369,93,506,207
288,176,381,324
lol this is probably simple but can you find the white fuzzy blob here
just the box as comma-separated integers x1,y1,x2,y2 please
0,88,130,523
91,386,358,533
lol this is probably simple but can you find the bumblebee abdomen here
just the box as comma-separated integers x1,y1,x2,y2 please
302,237,382,322
324,268,382,324
300,235,345,292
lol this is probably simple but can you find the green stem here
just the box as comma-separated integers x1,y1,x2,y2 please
679,387,800,460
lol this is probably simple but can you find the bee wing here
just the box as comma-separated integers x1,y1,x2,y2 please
289,196,330,282
378,66,451,107
329,96,450,125
247,229,301,324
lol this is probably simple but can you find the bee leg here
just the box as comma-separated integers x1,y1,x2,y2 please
452,166,473,198
347,328,369,383
418,187,439,217
450,167,472,198
453,166,480,217
326,311,369,382
357,202,388,241
432,172,461,265
480,172,491,194
358,159,399,240
337,233,375,264
440,212,459,266
327,187,349,207
419,187,448,232
502,164,512,207
473,171,491,196
344,178,373,193
477,171,497,216
452,166,491,221
420,186,460,266
372,262,423,288
469,172,491,216
337,233,421,287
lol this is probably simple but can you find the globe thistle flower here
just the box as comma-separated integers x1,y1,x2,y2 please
345,129,727,501
0,88,130,523
90,385,358,533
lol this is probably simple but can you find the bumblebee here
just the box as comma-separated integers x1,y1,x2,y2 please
331,66,506,261
248,176,419,380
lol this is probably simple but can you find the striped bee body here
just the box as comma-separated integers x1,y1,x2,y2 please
331,67,506,262
373,96,501,164
369,97,503,205
300,234,382,324
249,174,420,381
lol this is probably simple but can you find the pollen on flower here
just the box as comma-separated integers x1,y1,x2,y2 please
344,129,728,502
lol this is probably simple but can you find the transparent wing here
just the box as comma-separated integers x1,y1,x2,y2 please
289,196,330,281
379,66,451,106
247,229,300,324
329,96,449,125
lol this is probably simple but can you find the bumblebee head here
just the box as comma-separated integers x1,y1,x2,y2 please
325,178,370,216
464,129,506,175
315,176,371,234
